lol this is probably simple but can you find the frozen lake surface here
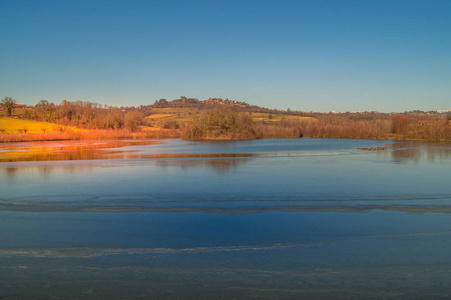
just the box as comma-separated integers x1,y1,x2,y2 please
1,138,451,299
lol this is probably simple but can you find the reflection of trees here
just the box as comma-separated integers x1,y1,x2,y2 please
0,140,258,176
202,158,250,173
1,165,98,182
156,156,252,174
0,139,256,175
2,167,17,180
390,143,451,163
0,140,159,162
39,167,53,177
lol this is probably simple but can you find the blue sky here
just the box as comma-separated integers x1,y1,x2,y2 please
1,0,450,112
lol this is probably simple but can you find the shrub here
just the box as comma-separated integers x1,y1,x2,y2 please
391,114,411,134
124,111,143,132
183,105,257,140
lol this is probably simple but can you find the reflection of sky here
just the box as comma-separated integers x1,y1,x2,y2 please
2,139,451,214
1,210,451,251
0,138,388,162
2,138,451,296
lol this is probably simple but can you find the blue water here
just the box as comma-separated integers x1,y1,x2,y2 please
1,138,451,299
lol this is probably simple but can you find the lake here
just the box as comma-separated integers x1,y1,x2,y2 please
1,138,451,299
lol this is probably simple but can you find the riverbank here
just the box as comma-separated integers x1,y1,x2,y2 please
3,106,451,143
1,119,451,143
2,129,451,143
0,128,181,143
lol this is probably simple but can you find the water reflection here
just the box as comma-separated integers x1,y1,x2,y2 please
0,140,161,162
1,163,98,175
0,140,257,163
1,202,451,214
0,156,254,181
3,167,17,180
156,157,252,174
203,158,249,174
388,142,451,163
3,138,451,299
0,139,257,176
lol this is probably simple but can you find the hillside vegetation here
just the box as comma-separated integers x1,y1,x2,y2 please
183,106,257,140
2,96,451,142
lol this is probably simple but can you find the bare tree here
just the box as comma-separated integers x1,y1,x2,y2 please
1,97,16,117
35,99,55,122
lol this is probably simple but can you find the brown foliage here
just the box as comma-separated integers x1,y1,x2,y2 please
254,114,451,142
0,128,181,143
27,100,144,131
391,114,411,134
183,106,257,140
6,98,451,142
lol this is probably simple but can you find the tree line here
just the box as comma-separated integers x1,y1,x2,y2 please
2,98,144,131
183,105,256,140
2,96,451,142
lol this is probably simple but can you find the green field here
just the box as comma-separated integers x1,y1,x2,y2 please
0,118,78,133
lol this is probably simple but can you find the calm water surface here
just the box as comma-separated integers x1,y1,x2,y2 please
1,138,451,299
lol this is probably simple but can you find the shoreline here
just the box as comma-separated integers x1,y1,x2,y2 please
0,128,181,143
2,131,451,144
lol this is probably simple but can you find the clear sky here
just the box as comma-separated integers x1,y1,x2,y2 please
1,0,450,112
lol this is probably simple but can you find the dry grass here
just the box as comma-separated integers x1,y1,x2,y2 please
0,118,81,134
146,114,172,119
0,128,181,143
251,113,318,123
145,108,200,131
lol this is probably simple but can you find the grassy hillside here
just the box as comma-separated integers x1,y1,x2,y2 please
146,107,318,124
146,107,199,123
250,113,317,123
0,118,80,133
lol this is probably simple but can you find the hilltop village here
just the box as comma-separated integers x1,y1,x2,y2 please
150,97,250,108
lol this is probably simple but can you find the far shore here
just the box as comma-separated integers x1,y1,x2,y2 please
2,103,451,143
1,129,451,144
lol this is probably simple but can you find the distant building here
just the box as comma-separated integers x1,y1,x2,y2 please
201,98,243,105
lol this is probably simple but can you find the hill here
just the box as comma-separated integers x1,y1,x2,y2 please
2,96,451,142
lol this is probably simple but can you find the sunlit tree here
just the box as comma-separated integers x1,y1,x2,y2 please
35,100,55,122
1,97,16,117
183,105,256,140
124,111,143,131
